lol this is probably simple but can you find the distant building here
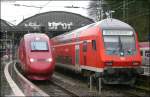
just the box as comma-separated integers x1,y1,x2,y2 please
0,19,15,56
0,19,15,32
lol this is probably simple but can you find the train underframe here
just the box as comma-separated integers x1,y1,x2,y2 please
83,67,144,84
102,67,144,85
56,63,144,93
80,67,144,93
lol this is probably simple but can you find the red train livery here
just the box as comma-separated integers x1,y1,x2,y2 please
51,18,143,84
18,33,55,80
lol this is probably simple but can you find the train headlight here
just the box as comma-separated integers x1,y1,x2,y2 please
120,52,124,56
105,61,113,66
46,58,52,62
30,58,35,62
133,62,140,65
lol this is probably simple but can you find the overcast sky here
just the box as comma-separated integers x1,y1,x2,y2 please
1,1,90,25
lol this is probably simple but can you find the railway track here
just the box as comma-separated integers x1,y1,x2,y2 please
104,84,150,97
32,80,78,97
12,61,150,97
15,62,79,97
12,62,49,96
55,69,150,97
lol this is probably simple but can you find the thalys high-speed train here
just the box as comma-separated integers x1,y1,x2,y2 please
18,33,55,80
51,18,143,84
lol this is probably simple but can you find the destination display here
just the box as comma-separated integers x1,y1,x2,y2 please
103,30,133,35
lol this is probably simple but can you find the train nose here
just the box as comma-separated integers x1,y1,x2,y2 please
28,58,54,73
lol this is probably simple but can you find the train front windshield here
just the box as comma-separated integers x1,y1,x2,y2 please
31,41,49,51
103,30,136,56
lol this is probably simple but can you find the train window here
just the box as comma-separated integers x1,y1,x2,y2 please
92,40,96,50
104,36,119,55
140,51,143,56
120,36,135,51
83,41,87,52
31,41,48,51
145,50,150,57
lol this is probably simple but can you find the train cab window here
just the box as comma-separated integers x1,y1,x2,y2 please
103,30,136,55
31,41,48,51
83,41,87,52
92,40,96,50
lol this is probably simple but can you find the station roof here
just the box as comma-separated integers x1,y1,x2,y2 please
0,19,16,32
17,11,94,33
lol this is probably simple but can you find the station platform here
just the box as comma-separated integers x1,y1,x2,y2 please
0,57,14,96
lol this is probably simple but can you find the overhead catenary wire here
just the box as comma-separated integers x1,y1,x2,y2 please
112,0,135,11
124,10,150,20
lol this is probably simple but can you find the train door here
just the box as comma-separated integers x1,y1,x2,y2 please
140,48,150,76
144,49,150,75
75,32,80,71
87,40,97,67
82,39,97,68
82,41,88,66
140,49,144,65
75,44,80,71
145,50,150,65
91,40,97,67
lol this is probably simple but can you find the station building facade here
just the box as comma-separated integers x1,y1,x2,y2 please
17,11,94,37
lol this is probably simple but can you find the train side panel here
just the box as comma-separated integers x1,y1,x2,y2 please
78,26,104,72
18,38,27,72
51,18,144,84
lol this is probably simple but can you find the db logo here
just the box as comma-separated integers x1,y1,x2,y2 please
120,57,125,60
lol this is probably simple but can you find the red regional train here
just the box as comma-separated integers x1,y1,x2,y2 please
18,33,55,80
51,18,143,84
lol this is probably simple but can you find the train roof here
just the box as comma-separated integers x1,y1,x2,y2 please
24,33,49,40
97,18,134,30
52,18,135,40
